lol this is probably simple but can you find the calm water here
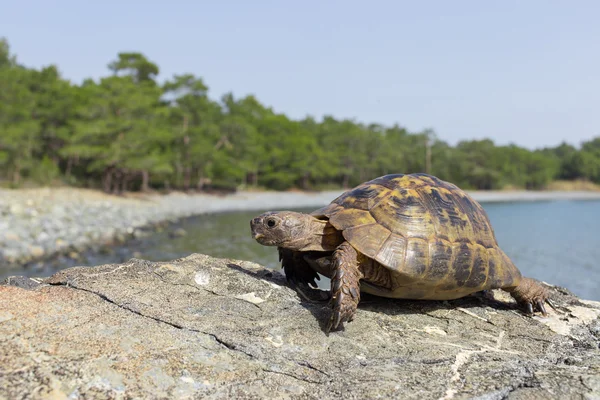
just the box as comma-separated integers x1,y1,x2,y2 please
10,200,600,301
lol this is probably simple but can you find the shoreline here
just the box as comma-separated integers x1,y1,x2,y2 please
2,186,600,274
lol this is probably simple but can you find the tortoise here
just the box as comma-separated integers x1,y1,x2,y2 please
250,173,549,332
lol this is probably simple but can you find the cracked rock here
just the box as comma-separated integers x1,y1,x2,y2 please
1,253,599,399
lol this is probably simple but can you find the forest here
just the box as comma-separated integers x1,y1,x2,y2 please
1,38,599,194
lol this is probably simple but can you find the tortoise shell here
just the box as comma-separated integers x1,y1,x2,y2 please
311,173,522,298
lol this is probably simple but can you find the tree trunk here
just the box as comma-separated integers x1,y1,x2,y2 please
102,167,113,193
251,169,258,187
343,158,352,189
121,171,131,194
141,170,150,192
301,173,309,190
121,172,128,193
183,166,191,191
174,161,182,189
197,174,205,191
112,169,122,195
342,174,350,189
12,158,21,186
65,157,73,178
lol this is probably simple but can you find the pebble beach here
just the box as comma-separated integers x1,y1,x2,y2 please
2,186,600,271
0,188,346,268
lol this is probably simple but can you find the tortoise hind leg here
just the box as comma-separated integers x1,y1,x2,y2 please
327,241,363,333
503,276,549,316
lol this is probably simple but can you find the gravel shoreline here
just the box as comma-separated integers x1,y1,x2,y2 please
2,187,600,270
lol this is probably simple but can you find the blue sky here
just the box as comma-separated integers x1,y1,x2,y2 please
2,0,599,149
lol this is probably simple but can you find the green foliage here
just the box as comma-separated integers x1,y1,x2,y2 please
30,155,61,184
0,64,41,185
577,138,600,183
108,53,159,85
1,37,599,192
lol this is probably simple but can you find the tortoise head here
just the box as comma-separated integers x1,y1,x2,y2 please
250,211,341,252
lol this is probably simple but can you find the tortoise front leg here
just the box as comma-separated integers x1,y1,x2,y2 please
278,247,329,303
278,247,320,288
327,241,363,333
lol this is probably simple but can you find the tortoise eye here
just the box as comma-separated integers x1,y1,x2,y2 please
266,219,276,228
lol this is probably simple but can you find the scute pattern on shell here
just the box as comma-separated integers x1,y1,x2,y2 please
312,173,521,296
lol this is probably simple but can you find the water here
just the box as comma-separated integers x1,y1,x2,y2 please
9,200,600,301
482,200,600,301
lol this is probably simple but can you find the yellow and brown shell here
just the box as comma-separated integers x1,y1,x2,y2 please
311,173,522,299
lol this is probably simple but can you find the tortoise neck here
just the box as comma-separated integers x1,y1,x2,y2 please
289,217,344,252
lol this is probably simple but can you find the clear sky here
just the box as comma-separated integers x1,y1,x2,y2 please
2,0,599,149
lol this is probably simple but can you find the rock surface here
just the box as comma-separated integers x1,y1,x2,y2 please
1,254,599,399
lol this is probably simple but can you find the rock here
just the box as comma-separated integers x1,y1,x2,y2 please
0,254,599,399
2,276,43,290
55,239,68,250
27,245,45,259
36,231,50,243
2,232,20,241
169,227,188,238
0,220,10,231
8,203,24,215
1,247,22,263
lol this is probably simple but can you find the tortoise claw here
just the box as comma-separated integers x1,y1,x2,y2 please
326,291,352,333
520,299,550,317
536,300,548,317
326,310,342,334
326,297,356,334
506,277,550,318
525,302,534,315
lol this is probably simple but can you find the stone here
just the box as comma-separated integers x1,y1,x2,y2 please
8,203,24,215
2,232,20,241
0,253,599,399
1,276,43,290
27,245,45,259
1,247,22,263
54,239,68,250
169,227,188,238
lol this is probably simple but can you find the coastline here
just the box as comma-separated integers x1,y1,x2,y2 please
2,186,600,272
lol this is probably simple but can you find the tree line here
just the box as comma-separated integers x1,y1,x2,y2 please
1,38,599,194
